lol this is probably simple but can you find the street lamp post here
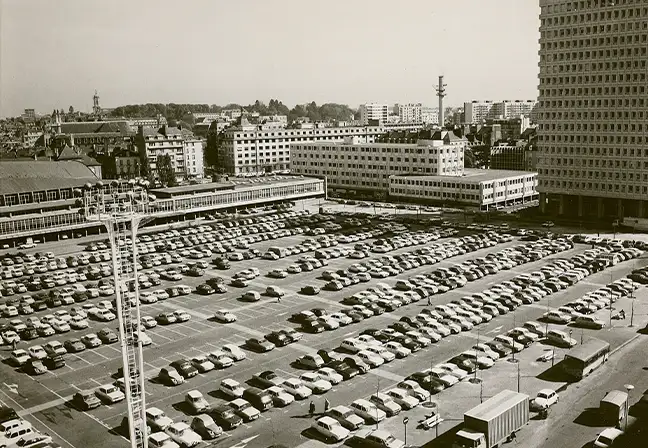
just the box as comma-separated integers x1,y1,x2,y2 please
403,417,409,446
624,384,634,431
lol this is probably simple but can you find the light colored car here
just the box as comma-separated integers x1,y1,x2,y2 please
357,350,385,368
281,378,313,400
214,310,237,323
530,389,559,411
436,363,468,381
266,385,294,407
96,384,125,403
207,351,234,369
384,341,411,358
369,393,402,417
397,380,430,402
51,319,71,333
428,368,459,387
327,405,365,431
593,427,624,447
165,422,202,447
472,343,500,360
44,340,67,356
220,379,244,398
229,398,261,422
146,407,174,431
340,338,367,354
317,367,343,385
135,331,152,346
330,312,353,326
312,416,350,442
148,432,180,448
366,345,396,363
173,310,191,322
70,315,89,329
185,390,210,414
299,372,332,394
10,349,30,366
350,399,386,423
222,344,246,361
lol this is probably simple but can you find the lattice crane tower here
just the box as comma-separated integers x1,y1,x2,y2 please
75,179,155,448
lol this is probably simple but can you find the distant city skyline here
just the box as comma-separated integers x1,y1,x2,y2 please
0,0,540,118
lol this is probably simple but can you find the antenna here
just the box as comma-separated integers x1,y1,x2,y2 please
435,75,447,126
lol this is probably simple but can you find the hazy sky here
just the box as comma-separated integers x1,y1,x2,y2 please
0,0,540,117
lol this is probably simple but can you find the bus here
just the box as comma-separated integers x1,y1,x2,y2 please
562,338,610,380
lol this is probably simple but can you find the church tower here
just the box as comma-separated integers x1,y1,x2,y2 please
92,90,101,115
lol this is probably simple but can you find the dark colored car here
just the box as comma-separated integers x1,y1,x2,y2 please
71,389,102,411
344,357,369,374
300,286,320,295
32,300,48,311
391,335,421,352
326,360,359,380
209,405,243,430
264,331,290,347
165,287,180,298
279,329,302,343
450,355,477,373
290,311,316,324
390,322,416,334
19,328,39,341
0,406,18,424
311,308,328,317
170,360,199,379
342,309,364,323
252,370,283,389
43,354,66,370
64,339,86,353
98,328,118,344
205,277,225,288
365,303,384,316
399,316,422,329
318,349,343,364
246,338,275,352
196,284,215,295
73,291,88,303
406,372,445,394
301,320,325,334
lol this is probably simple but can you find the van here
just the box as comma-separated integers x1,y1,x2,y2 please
600,391,628,426
242,387,274,411
547,329,577,348
0,422,34,446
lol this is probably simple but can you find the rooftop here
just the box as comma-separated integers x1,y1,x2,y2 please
59,121,132,135
392,168,537,183
0,160,99,197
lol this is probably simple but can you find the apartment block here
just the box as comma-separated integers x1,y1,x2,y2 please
396,103,423,123
290,133,465,198
359,103,389,125
210,116,422,175
135,125,204,179
463,100,538,124
537,0,648,220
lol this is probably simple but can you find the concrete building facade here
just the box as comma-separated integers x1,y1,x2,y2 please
135,125,204,180
359,103,389,125
389,170,538,211
290,135,465,198
396,103,423,123
537,0,648,220
210,118,423,176
464,100,538,124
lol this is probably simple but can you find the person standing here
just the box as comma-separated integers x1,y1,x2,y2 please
324,398,330,412
309,400,316,416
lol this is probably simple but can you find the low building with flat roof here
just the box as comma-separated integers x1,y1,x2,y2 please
389,168,538,211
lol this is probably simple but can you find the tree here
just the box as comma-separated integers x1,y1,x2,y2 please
156,155,177,187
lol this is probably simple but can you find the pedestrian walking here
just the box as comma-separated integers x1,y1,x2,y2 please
277,295,281,303
12,339,17,351
309,400,316,416
427,296,432,306
324,398,330,412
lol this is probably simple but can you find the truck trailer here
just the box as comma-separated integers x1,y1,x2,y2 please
453,390,529,448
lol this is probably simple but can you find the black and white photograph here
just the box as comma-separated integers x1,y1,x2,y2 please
1,1,647,447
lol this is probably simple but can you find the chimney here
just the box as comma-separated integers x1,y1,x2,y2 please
161,124,167,135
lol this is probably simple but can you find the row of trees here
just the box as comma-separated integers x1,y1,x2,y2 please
110,100,357,124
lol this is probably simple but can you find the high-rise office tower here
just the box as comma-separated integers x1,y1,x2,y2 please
537,0,648,220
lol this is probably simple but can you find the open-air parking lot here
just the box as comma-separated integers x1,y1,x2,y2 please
1,206,648,448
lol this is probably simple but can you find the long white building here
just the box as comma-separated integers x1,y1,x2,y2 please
210,116,422,175
359,103,389,125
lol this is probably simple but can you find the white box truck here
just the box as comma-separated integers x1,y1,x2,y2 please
454,390,529,448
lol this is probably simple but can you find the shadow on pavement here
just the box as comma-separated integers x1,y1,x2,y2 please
536,362,573,383
417,421,464,448
573,407,605,427
299,427,338,444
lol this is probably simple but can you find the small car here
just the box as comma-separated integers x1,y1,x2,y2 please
81,333,102,348
190,356,215,373
96,384,125,404
141,316,157,329
229,398,260,422
185,390,210,414
97,328,118,344
72,390,101,410
169,360,198,379
214,310,237,323
209,405,243,430
165,421,202,447
190,414,222,440
64,338,86,353
246,338,275,352
312,416,350,442
222,344,246,361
